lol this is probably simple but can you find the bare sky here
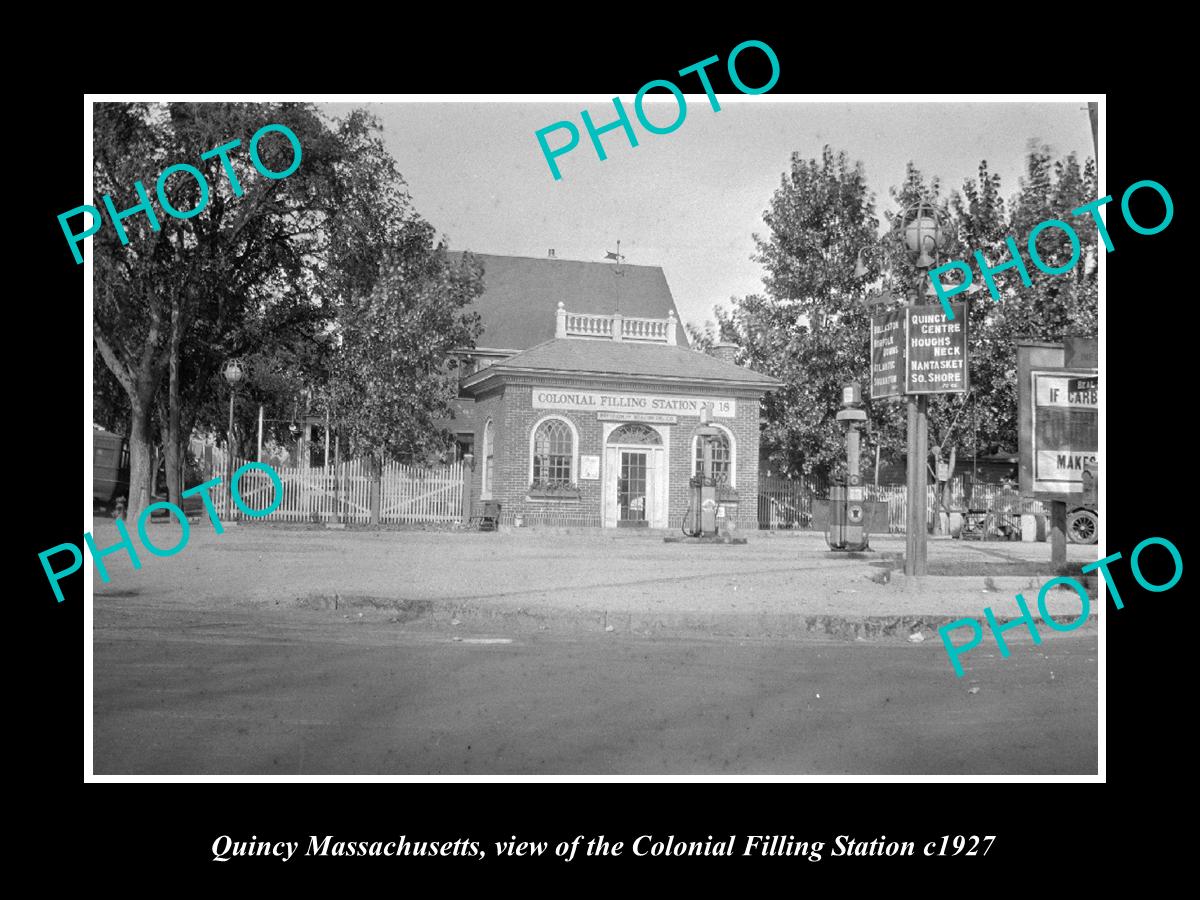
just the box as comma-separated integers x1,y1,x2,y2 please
322,100,1095,331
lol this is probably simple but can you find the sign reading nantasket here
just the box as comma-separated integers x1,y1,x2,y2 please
905,303,968,394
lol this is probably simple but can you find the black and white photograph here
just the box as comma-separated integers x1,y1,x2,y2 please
73,92,1112,778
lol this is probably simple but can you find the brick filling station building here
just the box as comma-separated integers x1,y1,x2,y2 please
449,253,781,530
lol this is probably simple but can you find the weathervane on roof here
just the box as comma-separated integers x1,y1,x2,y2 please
604,240,626,276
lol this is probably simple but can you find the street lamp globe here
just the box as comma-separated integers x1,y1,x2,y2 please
900,200,948,269
222,359,245,388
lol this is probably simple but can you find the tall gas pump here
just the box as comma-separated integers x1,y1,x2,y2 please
828,382,870,551
683,404,724,538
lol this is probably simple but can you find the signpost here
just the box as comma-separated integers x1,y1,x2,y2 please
869,301,969,577
872,199,960,578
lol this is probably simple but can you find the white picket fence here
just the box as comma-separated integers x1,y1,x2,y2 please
208,450,464,525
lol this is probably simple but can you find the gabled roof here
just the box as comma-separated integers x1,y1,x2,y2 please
461,338,781,393
445,252,688,350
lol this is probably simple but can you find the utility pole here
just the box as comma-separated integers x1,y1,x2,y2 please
904,374,929,576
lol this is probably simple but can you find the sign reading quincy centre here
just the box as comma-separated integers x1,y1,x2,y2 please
905,303,968,394
1031,370,1098,494
533,388,735,417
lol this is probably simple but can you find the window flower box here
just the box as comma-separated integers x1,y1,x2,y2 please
527,479,581,500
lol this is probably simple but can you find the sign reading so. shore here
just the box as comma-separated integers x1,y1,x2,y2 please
870,303,968,400
906,304,968,394
532,388,736,418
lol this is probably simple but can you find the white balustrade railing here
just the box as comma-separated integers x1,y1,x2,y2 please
564,312,614,338
556,303,677,344
621,316,669,342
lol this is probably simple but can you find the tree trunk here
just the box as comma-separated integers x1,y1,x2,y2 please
94,311,169,528
164,370,182,506
127,400,155,524
163,435,181,507
164,298,186,505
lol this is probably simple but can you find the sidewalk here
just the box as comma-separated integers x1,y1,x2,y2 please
86,520,1104,640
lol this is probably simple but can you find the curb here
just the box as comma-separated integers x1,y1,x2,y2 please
888,573,1099,594
292,593,1098,642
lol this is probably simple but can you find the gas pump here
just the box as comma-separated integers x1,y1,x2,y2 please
828,382,870,551
683,404,724,538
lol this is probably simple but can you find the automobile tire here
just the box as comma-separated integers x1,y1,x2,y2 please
1067,509,1098,545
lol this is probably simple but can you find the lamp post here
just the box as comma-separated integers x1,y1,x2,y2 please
898,200,948,577
222,359,245,519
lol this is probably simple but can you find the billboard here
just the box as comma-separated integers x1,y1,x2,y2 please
1030,370,1098,494
1017,340,1099,503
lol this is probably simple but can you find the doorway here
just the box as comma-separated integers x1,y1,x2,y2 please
603,423,668,529
618,450,648,526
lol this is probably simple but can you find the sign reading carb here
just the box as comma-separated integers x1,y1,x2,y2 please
1031,370,1098,494
1017,337,1099,503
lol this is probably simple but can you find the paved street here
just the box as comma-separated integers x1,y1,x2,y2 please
93,603,1097,775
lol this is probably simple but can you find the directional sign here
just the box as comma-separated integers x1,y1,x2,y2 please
870,308,906,400
905,303,968,394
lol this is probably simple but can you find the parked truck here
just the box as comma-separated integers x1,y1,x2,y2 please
93,428,129,515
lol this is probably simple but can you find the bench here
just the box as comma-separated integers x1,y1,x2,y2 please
468,500,501,531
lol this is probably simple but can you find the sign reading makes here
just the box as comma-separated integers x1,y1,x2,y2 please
905,303,968,394
532,389,735,418
1031,370,1098,494
870,309,906,400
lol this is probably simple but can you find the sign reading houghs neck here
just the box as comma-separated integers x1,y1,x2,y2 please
532,388,736,418
905,303,968,394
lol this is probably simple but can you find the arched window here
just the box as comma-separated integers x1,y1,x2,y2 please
692,426,734,486
481,418,494,499
531,417,576,485
607,423,662,445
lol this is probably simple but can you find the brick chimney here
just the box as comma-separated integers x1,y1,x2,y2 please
712,341,739,365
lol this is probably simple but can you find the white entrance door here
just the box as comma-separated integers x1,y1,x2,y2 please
602,436,668,529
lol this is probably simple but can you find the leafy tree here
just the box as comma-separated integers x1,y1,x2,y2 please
738,146,881,477
947,145,1098,466
689,143,1097,488
93,102,408,522
330,233,484,467
947,159,1010,459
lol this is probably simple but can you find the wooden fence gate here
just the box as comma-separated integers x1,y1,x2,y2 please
208,450,464,525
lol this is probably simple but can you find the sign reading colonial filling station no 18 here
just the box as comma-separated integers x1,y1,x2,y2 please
532,389,736,417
